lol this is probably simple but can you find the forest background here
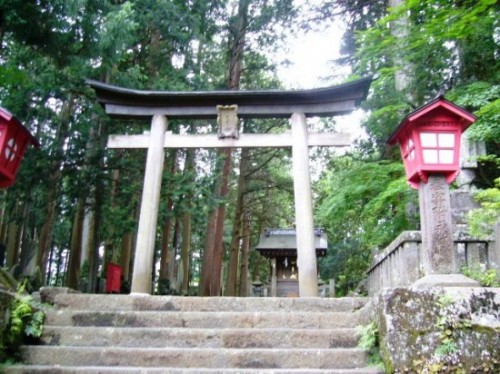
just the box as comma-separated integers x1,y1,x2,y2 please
0,0,498,296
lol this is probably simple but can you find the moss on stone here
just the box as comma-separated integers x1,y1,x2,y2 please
377,287,500,373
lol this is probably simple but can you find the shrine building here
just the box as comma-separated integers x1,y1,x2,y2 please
256,228,327,297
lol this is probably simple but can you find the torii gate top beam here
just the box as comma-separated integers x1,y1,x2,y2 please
86,77,372,120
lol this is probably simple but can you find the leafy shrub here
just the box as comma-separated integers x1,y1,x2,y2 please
0,281,45,363
461,266,500,287
357,321,383,367
467,177,500,239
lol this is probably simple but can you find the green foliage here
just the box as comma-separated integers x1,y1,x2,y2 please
352,0,499,154
435,340,458,357
461,266,500,287
316,158,418,295
357,321,383,367
467,177,500,238
447,82,500,144
0,282,45,363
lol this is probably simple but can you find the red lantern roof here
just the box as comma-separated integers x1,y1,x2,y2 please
388,96,476,146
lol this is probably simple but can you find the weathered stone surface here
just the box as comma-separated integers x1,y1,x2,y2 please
39,287,79,305
418,175,456,275
450,190,480,227
45,310,364,329
5,366,384,374
377,287,500,373
51,293,368,312
413,274,480,288
19,346,370,369
5,294,378,373
41,326,360,349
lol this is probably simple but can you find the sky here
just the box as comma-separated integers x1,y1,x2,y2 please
276,23,349,89
274,21,368,142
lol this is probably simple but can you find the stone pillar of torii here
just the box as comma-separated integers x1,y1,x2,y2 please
86,77,373,297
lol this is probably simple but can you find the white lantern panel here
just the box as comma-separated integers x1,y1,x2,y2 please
439,150,454,164
438,133,455,148
420,132,437,147
423,149,438,164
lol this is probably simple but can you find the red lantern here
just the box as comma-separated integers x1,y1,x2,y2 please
0,107,39,188
388,97,476,189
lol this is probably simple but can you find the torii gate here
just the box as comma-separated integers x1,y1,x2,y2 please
87,77,372,297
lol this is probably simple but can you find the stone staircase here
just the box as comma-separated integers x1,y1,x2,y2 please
6,294,383,373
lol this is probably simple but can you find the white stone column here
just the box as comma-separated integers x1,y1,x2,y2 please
131,115,167,294
291,112,318,297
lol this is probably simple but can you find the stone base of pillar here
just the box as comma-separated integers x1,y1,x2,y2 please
413,274,480,288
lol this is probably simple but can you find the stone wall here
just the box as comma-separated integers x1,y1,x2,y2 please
376,287,500,373
367,230,498,295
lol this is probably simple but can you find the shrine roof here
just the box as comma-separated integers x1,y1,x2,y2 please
86,77,372,119
255,228,328,257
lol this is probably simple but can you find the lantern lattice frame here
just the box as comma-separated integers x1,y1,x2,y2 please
0,107,39,187
388,97,476,189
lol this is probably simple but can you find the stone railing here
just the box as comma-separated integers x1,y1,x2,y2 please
367,228,499,296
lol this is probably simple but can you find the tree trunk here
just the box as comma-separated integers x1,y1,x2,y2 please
0,191,8,266
199,208,217,296
85,201,98,292
180,211,192,294
180,149,195,295
224,148,249,295
388,0,410,93
227,0,250,91
239,211,250,296
121,232,133,284
66,201,85,290
159,150,178,286
37,96,75,282
170,218,181,292
211,148,233,296
46,243,54,285
6,219,19,268
104,168,121,271
200,0,250,296
17,204,30,273
87,119,107,293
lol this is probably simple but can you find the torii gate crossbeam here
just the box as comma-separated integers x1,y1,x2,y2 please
87,77,372,297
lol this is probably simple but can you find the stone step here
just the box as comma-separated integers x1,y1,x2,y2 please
19,346,370,369
5,365,385,374
51,294,369,313
45,310,365,329
42,326,360,348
